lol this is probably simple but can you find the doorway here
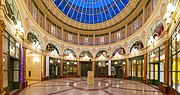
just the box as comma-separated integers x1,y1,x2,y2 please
9,57,20,91
149,63,159,86
81,62,90,76
49,63,60,79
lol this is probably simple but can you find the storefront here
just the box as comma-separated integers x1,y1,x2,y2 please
63,60,77,76
147,45,165,86
169,22,180,94
49,57,60,79
3,30,21,92
129,56,144,81
95,61,108,77
111,60,126,78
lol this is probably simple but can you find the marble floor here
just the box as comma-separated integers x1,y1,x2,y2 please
19,77,163,95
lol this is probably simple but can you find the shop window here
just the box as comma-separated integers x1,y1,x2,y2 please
63,61,77,75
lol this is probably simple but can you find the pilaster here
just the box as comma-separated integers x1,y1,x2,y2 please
0,20,6,95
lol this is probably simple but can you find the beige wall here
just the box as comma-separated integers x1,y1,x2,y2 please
26,55,42,81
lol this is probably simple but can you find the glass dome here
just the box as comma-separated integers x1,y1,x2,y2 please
54,0,129,24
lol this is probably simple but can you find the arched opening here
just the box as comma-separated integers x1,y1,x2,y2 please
63,49,77,77
79,51,93,76
95,50,108,77
111,47,126,78
46,43,60,79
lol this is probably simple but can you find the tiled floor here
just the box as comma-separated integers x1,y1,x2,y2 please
19,77,163,95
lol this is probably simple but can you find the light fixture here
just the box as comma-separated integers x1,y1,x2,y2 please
106,62,108,65
67,62,70,65
74,62,77,65
114,61,118,65
163,3,176,25
33,56,39,64
58,59,60,63
3,57,5,62
122,62,126,65
50,60,53,64
15,21,24,36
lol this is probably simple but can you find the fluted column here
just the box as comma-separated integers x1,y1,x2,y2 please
0,20,6,95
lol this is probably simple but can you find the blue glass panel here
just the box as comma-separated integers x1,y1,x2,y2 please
89,15,93,24
81,14,85,23
67,9,74,17
59,1,66,10
54,0,129,24
54,0,61,6
76,12,81,22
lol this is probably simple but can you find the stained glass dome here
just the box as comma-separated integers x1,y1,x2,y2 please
54,0,129,24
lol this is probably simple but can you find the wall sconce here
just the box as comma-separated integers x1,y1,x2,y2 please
15,21,24,36
33,56,39,64
163,3,176,25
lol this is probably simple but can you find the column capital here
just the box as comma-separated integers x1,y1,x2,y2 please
0,20,6,31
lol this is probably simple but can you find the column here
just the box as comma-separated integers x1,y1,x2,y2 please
92,58,95,73
78,33,80,45
22,47,27,87
125,58,129,77
142,6,146,24
60,55,63,77
143,53,147,82
61,28,64,41
93,34,95,46
0,20,6,95
164,40,169,85
109,32,111,44
125,24,128,38
44,15,47,30
77,57,80,76
108,59,111,77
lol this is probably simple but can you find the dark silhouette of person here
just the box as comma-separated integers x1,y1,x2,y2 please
88,59,92,71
